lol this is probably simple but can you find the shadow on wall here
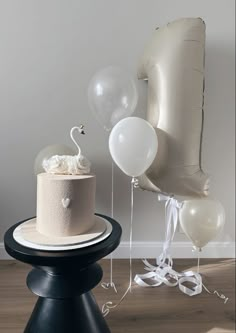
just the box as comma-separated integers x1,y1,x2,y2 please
203,42,234,165
203,43,235,244
204,43,235,106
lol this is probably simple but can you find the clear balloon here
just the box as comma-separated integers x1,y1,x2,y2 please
88,66,138,131
109,117,158,177
179,199,225,249
34,144,76,175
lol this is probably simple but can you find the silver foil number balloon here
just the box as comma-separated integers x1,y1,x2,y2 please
137,18,210,197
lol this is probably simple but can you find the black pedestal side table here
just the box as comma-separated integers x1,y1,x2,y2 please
4,213,122,333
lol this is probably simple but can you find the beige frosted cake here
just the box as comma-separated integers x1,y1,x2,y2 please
13,126,111,250
36,173,96,237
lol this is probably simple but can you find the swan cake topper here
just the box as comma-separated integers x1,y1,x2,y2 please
43,126,91,175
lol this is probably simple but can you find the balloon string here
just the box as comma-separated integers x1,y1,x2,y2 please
110,161,116,290
202,284,229,304
197,249,201,274
101,160,117,293
102,178,135,317
134,195,229,304
130,177,134,291
111,161,114,218
197,250,229,304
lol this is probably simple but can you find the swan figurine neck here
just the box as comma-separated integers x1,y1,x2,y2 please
42,126,91,175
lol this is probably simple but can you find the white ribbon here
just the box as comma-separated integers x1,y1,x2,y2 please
134,194,190,290
158,194,182,264
102,190,228,317
134,194,228,302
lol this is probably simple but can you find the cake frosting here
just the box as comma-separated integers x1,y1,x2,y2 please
36,173,96,237
42,154,91,175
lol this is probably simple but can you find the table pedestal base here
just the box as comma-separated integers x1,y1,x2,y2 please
4,215,122,333
24,263,110,333
24,292,110,333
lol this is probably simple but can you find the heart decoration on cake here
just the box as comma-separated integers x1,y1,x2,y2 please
62,198,71,209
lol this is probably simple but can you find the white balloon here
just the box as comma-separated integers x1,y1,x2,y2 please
179,199,225,249
109,117,158,177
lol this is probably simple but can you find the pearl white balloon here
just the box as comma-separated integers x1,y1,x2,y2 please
34,144,76,175
109,117,158,177
179,199,225,249
88,66,138,131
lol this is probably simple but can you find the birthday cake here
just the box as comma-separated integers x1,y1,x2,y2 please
13,126,111,250
36,173,96,237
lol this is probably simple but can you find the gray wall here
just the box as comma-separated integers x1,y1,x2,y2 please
0,1,235,252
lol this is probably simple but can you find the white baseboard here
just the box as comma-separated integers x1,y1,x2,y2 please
110,241,235,259
0,241,235,260
0,243,11,259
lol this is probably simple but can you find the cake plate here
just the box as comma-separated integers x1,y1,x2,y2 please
4,213,122,333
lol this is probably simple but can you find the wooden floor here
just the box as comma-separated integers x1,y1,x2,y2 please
0,259,235,333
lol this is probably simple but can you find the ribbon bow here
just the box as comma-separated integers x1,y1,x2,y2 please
158,194,182,265
134,194,228,302
134,193,185,289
